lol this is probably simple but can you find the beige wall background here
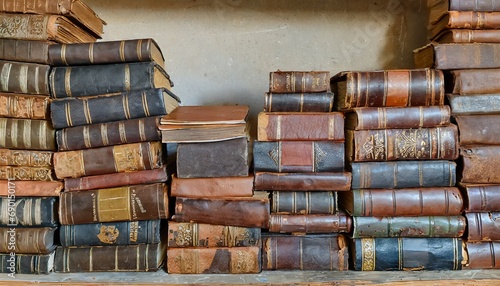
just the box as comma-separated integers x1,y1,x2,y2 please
85,0,428,131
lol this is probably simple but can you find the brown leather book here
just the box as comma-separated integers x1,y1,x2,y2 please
460,184,500,212
0,60,50,95
0,93,50,120
414,43,500,69
167,222,260,247
461,146,500,183
262,233,348,270
64,168,168,192
455,115,500,145
269,71,330,93
0,118,56,151
0,149,52,167
268,212,352,234
272,191,338,214
448,93,500,115
170,175,254,198
255,172,351,191
428,0,500,25
53,141,163,179
430,11,500,40
0,180,63,196
466,212,500,241
433,29,500,43
257,112,344,141
464,241,500,269
446,69,500,95
345,106,451,130
172,192,270,228
340,187,464,216
330,69,445,110
264,92,334,112
0,166,55,181
346,125,459,162
167,247,261,274
59,183,168,225
0,39,52,64
0,227,56,254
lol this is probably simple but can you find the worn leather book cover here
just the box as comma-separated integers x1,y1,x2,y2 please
167,246,261,274
176,138,249,178
170,174,254,198
0,227,56,254
0,180,63,196
464,241,500,269
168,222,260,247
352,216,466,238
448,93,500,115
430,11,500,40
173,192,270,228
53,141,163,179
54,243,165,272
330,69,444,110
50,62,173,98
0,39,52,64
0,149,52,167
257,112,344,141
264,92,334,112
351,238,464,270
254,141,345,173
466,212,500,241
255,172,351,191
428,0,500,25
433,29,500,43
60,220,162,247
446,69,500,95
56,116,161,151
340,187,463,216
64,168,168,192
49,38,164,66
346,125,459,162
0,197,57,227
0,166,55,181
0,60,50,95
0,252,54,274
268,212,352,234
0,118,56,151
269,71,330,93
0,92,50,120
461,146,500,183
262,233,348,270
160,123,248,143
460,184,500,212
59,183,168,225
414,43,500,69
455,115,500,145
272,191,338,214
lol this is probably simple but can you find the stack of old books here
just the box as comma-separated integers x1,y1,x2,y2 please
48,38,179,273
160,105,266,274
0,0,104,275
414,0,500,270
254,71,351,271
332,69,466,271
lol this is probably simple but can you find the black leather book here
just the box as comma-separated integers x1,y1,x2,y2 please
0,252,54,274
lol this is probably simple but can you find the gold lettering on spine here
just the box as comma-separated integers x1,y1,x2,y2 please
61,44,68,65
89,43,94,64
124,64,131,91
1,62,12,91
64,68,72,97
120,41,126,62
129,221,139,243
361,238,375,271
113,143,144,173
138,119,146,141
118,121,127,143
83,126,91,148
137,39,143,61
142,91,150,116
97,187,132,222
83,99,92,124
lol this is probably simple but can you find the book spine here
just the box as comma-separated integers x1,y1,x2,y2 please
53,141,163,179
170,175,254,198
0,252,53,274
455,115,500,145
271,191,338,214
461,146,500,183
464,242,500,269
0,180,63,196
253,141,345,172
0,39,50,64
0,0,63,14
0,14,50,42
352,216,466,238
0,149,53,167
261,234,348,270
447,94,500,115
0,227,55,254
264,92,334,112
269,71,330,93
447,69,500,95
466,212,500,241
0,197,58,227
351,161,456,189
268,213,352,233
56,116,161,151
0,166,55,181
0,92,49,120
451,0,500,11
463,184,500,212
0,60,50,95
353,238,463,270
0,118,56,151
257,112,344,141
167,247,261,274
60,220,162,246
254,172,352,191
447,29,500,43
435,43,500,69
59,183,168,225
448,11,500,29
167,222,261,247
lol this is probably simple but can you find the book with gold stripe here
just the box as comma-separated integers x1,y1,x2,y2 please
0,118,56,151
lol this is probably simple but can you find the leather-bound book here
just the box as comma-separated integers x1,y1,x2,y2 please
464,242,500,269
351,238,464,270
254,172,351,191
50,62,173,98
56,116,161,151
264,92,334,112
0,60,50,95
60,220,162,247
0,39,52,64
0,227,56,254
0,118,56,151
50,88,180,129
346,125,459,162
0,93,50,120
64,168,168,192
430,11,500,40
173,192,270,228
253,141,345,173
0,166,55,181
268,213,351,234
351,161,457,189
0,197,57,227
432,29,500,43
455,115,500,145
448,93,500,115
272,191,338,214
176,138,249,178
352,216,466,238
168,222,260,247
261,233,348,270
0,252,54,274
53,141,163,179
59,183,168,225
269,71,330,93
466,212,500,241
54,243,165,272
461,184,500,212
330,69,444,110
446,69,500,95
170,175,254,198
0,149,52,167
461,146,500,183
345,106,451,130
415,43,500,69
257,112,344,141
0,180,63,196
167,247,261,274
340,187,463,216
49,38,164,66
429,0,500,25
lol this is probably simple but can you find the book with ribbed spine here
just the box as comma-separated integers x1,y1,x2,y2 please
448,93,500,115
271,191,338,214
464,241,500,269
0,227,56,254
460,184,500,212
0,166,55,181
0,180,62,196
0,149,52,167
460,146,500,183
430,11,500,40
170,175,254,198
466,212,500,241
0,39,52,64
268,213,351,234
269,71,330,93
264,92,334,112
0,118,56,151
428,0,500,26
254,172,351,191
414,43,500,69
445,69,500,95
0,197,58,227
0,93,50,119
454,114,500,145
0,60,50,95
0,252,54,274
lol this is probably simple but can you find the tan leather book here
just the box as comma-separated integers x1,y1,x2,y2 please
433,29,500,43
0,149,52,167
170,175,254,198
0,93,50,120
414,43,500,69
0,180,63,196
0,60,50,95
0,166,55,181
0,118,56,151
269,213,352,234
461,145,500,183
430,11,500,40
269,71,330,93
0,227,56,254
